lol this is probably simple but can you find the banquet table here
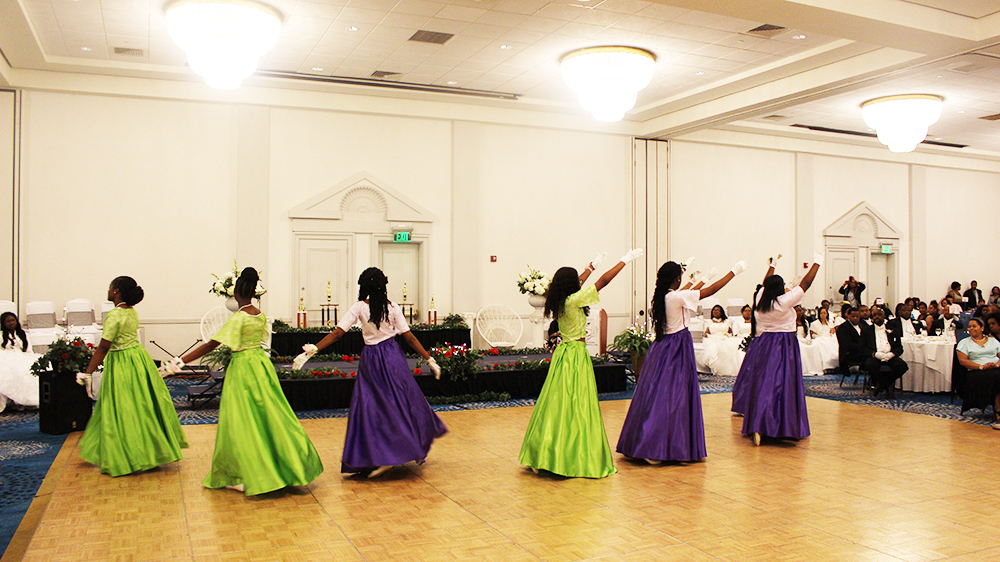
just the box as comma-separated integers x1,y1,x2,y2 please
900,337,954,393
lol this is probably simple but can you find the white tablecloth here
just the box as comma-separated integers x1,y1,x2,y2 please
900,338,954,393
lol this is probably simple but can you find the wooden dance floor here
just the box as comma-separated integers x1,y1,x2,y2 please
8,394,1000,562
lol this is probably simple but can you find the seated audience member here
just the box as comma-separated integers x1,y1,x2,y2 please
871,298,892,320
974,304,989,319
704,305,732,337
839,277,866,308
810,307,836,339
955,317,1000,428
888,302,921,337
858,305,872,328
946,296,963,315
820,299,831,312
732,305,752,339
923,302,940,333
836,306,872,377
965,281,984,311
913,301,927,321
948,282,964,306
930,304,961,336
986,314,1000,341
989,286,1000,306
864,308,908,398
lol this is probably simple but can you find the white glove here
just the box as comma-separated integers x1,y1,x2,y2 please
813,252,824,267
76,372,94,399
730,260,748,276
292,352,311,371
590,252,607,270
302,343,318,355
163,357,184,375
427,357,441,380
688,269,701,282
787,275,803,290
621,248,644,264
700,267,718,285
769,254,782,266
683,256,695,270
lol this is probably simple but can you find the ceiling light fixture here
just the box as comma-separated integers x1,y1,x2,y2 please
860,94,944,153
80,47,92,51
312,67,324,71
792,34,806,40
694,71,704,75
500,44,513,50
346,25,359,32
165,0,283,90
560,46,655,122
446,80,458,85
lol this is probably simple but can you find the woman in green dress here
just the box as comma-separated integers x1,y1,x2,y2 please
167,267,323,495
519,248,643,478
78,276,188,476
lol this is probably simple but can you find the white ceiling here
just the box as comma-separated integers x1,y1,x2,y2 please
4,0,1000,154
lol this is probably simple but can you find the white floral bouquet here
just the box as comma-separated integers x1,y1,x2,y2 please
210,261,266,298
517,266,550,296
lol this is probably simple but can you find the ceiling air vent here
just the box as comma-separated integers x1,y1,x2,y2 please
409,30,454,45
371,70,402,79
980,113,1000,121
746,24,786,38
761,114,790,121
113,47,144,56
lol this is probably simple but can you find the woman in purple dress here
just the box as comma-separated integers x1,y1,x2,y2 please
732,256,781,417
740,254,822,446
296,267,446,477
616,259,746,464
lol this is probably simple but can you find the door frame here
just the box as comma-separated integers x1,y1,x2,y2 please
374,233,430,321
293,233,354,324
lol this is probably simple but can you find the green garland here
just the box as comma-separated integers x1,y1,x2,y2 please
425,391,512,405
272,313,468,334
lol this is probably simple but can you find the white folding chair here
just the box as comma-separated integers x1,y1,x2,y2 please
99,301,114,324
65,298,102,345
475,305,523,348
726,297,747,318
698,297,721,318
0,300,16,316
25,301,65,353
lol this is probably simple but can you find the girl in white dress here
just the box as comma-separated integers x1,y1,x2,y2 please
808,307,840,371
0,312,41,409
702,305,739,377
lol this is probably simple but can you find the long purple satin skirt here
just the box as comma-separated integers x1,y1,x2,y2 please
341,338,447,473
616,329,706,462
731,335,760,415
740,332,810,440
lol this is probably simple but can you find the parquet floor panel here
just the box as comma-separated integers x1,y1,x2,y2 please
12,393,1000,561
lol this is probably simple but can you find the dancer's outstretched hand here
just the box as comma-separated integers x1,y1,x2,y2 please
292,352,311,371
427,357,441,379
683,256,696,270
813,253,824,267
688,269,701,282
621,248,644,264
302,343,318,356
731,260,748,276
163,356,184,375
769,254,782,266
700,267,719,284
590,252,607,270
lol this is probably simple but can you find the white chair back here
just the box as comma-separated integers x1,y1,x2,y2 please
698,297,721,318
65,298,97,327
0,300,16,316
100,301,114,324
26,301,57,329
475,305,523,347
201,306,233,343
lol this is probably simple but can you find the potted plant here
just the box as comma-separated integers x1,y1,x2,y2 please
31,337,96,434
517,266,551,312
610,322,654,379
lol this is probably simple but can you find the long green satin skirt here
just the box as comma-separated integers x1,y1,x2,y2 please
202,348,323,495
78,346,188,477
518,341,616,478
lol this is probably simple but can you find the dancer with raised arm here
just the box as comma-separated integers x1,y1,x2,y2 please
519,248,642,478
741,254,822,445
78,276,187,476
617,259,746,464
731,255,780,416
295,267,445,478
166,268,323,494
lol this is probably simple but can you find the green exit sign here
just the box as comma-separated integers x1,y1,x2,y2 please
880,244,892,254
394,230,412,243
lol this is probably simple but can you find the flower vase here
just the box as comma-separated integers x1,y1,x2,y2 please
527,294,546,319
225,297,239,312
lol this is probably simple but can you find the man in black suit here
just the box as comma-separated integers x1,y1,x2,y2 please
864,307,908,397
888,302,921,336
963,280,983,311
858,304,872,328
929,305,961,336
836,306,871,379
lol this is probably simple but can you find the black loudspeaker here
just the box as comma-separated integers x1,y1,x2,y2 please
38,371,93,435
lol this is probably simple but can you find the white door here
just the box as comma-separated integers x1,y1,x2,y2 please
867,252,894,306
827,249,857,303
379,242,419,310
298,238,350,327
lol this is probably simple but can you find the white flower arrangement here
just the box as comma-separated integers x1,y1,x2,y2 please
210,261,266,298
517,266,551,296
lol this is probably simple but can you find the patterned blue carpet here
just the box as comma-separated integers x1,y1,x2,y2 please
1,370,996,557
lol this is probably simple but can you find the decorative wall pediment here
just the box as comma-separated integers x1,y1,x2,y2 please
288,172,434,223
823,201,901,246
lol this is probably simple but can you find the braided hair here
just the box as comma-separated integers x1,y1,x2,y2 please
544,267,584,320
111,276,144,306
234,267,259,300
358,267,390,329
1,312,28,352
651,261,683,340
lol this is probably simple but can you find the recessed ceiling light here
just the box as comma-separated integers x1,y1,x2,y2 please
958,110,966,114
312,67,324,71
792,34,806,40
934,137,942,140
936,75,943,78
447,80,457,85
500,44,513,50
346,25,358,32
80,46,92,51
694,71,704,76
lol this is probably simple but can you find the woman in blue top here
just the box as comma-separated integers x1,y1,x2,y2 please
956,317,1000,428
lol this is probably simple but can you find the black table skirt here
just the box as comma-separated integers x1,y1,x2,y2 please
270,328,471,357
278,363,627,411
